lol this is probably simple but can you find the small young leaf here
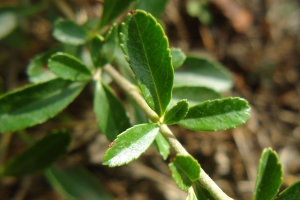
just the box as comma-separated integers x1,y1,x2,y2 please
155,132,170,160
169,86,221,108
171,47,186,69
94,81,131,141
169,154,201,191
186,186,198,200
53,19,89,45
0,11,17,39
46,166,113,200
174,56,232,92
0,78,86,133
1,130,71,177
254,148,283,200
90,25,118,68
99,0,136,28
193,181,215,200
49,53,92,81
163,99,189,125
178,97,250,131
103,123,160,167
120,10,174,116
275,180,300,200
27,48,59,83
134,0,169,18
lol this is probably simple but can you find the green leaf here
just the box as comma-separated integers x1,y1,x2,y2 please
0,11,17,39
254,148,283,200
1,130,71,177
134,0,169,18
48,52,92,81
169,86,221,108
275,180,300,200
193,181,215,200
163,99,189,125
103,123,159,167
46,166,113,200
120,10,174,116
169,154,201,191
178,97,250,131
94,81,131,141
155,132,170,160
90,25,118,68
27,48,59,83
186,186,198,200
99,0,136,28
53,19,89,45
0,78,86,133
174,56,232,92
171,47,186,69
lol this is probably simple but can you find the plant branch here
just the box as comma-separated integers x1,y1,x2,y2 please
103,64,233,200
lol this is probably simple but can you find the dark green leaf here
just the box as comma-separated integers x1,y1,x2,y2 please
254,148,283,200
103,123,159,167
90,25,118,68
53,19,89,45
155,132,170,160
163,99,189,125
0,78,86,133
169,86,221,108
134,0,169,18
27,48,59,83
193,181,215,200
178,97,250,131
171,47,186,69
275,180,300,200
94,81,131,141
169,154,201,191
174,56,232,92
99,0,136,28
1,130,71,177
120,10,174,116
46,166,113,200
0,11,17,39
49,52,92,81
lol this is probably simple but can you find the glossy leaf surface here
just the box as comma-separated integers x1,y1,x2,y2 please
193,181,214,200
275,180,300,200
27,48,58,83
254,148,283,200
178,97,250,131
103,123,159,167
94,81,131,141
53,19,89,45
169,154,201,191
49,53,92,81
0,78,85,133
134,0,169,18
46,166,112,200
120,10,173,116
169,86,221,108
1,131,71,177
163,99,189,125
174,56,232,92
90,25,118,68
155,132,170,160
99,0,136,28
171,47,186,69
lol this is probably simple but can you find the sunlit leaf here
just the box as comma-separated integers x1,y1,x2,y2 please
163,99,189,125
103,123,159,167
254,148,283,200
1,130,71,177
178,97,250,131
120,10,173,116
0,78,86,133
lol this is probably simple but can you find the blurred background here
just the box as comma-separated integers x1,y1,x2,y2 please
0,0,299,199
